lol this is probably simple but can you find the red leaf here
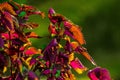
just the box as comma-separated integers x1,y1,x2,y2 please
1,11,14,32
25,47,41,55
48,23,57,35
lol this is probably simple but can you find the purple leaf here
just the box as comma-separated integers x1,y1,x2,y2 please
16,73,24,80
0,38,4,48
65,41,72,52
28,71,38,80
43,69,51,75
58,52,68,64
64,29,74,39
43,39,58,62
30,58,37,66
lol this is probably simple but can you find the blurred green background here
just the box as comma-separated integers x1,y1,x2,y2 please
1,0,120,79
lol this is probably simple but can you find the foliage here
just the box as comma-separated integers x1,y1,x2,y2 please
0,1,111,80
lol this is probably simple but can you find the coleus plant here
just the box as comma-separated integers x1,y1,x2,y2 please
0,1,111,80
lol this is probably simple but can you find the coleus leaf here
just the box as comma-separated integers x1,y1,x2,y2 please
28,71,39,80
16,59,23,73
0,2,16,15
48,23,57,36
19,4,45,18
48,8,66,25
69,73,76,80
62,72,75,80
81,51,96,66
43,39,58,62
0,38,4,48
70,41,79,50
64,29,74,39
70,41,96,66
62,72,76,80
68,53,74,63
64,21,86,45
15,29,28,42
15,73,24,80
43,38,58,53
58,52,68,64
88,67,111,80
42,69,51,75
56,77,64,80
2,33,18,40
70,25,85,45
25,47,41,56
26,32,41,38
22,4,35,11
12,38,24,46
49,8,56,16
20,22,39,29
21,57,32,70
65,41,72,53
70,58,87,74
27,11,45,19
5,46,18,56
29,58,37,67
1,11,14,32
19,42,31,52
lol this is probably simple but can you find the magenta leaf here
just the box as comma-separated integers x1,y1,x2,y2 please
28,71,38,80
88,67,111,80
70,58,87,74
49,8,56,15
